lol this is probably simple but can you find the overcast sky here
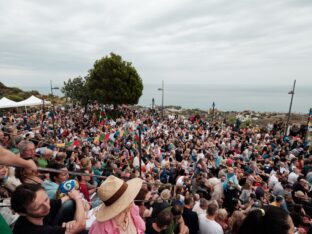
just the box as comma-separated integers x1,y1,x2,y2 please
1,0,312,89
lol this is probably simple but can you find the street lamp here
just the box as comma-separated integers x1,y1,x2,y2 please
50,80,59,96
157,80,164,119
212,101,215,122
285,80,296,137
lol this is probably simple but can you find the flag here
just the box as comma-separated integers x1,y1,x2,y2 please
65,142,73,147
104,133,110,141
134,133,140,144
99,134,105,141
114,131,120,139
109,133,115,142
73,140,81,147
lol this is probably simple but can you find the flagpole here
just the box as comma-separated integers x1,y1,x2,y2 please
138,124,143,178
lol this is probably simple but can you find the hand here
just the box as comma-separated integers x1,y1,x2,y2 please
62,220,77,234
298,227,306,234
24,159,37,173
68,189,81,201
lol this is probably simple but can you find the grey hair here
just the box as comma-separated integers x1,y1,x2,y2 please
194,193,200,201
18,140,35,155
199,198,208,209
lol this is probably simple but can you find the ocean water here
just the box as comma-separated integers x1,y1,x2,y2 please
22,83,312,113
139,83,311,113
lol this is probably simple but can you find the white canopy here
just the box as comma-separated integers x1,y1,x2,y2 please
16,95,51,107
0,97,18,108
0,95,51,108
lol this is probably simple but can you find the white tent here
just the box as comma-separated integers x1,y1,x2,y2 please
16,95,51,107
0,97,18,108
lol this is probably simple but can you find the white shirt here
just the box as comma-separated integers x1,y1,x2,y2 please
199,214,224,234
133,157,145,168
176,176,185,186
192,202,206,216
288,172,299,186
146,161,155,173
269,173,278,189
161,159,169,168
197,153,205,162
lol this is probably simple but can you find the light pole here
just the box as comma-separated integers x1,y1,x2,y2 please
285,79,296,137
212,101,215,122
152,98,155,109
50,80,59,97
157,80,164,119
50,80,59,138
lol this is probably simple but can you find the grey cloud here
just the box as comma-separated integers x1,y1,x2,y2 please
0,0,312,88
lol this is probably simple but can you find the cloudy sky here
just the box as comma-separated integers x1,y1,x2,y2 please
1,0,312,89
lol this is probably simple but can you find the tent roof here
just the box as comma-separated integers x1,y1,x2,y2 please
0,97,18,108
17,95,51,107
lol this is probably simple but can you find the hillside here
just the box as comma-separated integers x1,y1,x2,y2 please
0,82,64,103
0,82,42,101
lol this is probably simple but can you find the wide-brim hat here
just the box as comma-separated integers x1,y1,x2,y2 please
294,190,305,199
160,189,171,200
95,175,143,222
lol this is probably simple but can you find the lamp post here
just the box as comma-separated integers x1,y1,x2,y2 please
157,80,164,119
50,80,59,97
212,101,215,122
50,80,59,138
285,80,296,137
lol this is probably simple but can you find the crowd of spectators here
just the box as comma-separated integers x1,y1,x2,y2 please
0,104,311,234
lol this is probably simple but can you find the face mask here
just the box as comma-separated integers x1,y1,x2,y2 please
228,173,234,177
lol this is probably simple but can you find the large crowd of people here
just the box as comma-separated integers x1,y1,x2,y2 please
0,104,311,234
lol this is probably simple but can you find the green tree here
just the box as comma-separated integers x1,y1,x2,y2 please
62,76,89,106
87,53,143,106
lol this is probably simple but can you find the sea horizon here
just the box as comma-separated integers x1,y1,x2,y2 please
19,83,312,114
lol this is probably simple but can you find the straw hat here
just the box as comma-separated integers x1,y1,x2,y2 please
95,175,142,222
160,189,171,200
294,191,305,199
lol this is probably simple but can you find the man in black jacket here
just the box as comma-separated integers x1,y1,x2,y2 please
182,196,199,234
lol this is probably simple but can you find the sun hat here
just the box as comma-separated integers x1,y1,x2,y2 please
294,191,305,199
160,189,171,200
95,175,142,222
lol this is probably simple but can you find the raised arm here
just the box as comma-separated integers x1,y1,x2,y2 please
0,147,37,172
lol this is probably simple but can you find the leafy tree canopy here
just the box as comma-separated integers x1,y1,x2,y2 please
62,76,89,105
87,53,143,105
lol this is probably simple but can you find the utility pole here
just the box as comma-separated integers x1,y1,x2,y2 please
285,80,296,137
157,80,164,119
212,101,215,122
